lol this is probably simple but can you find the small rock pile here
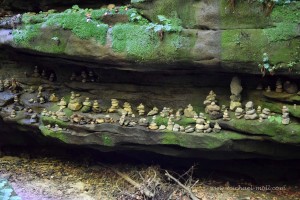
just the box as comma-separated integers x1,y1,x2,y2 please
244,101,258,120
282,106,290,125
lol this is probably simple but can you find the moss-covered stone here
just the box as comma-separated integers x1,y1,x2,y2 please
111,23,195,62
39,125,68,142
225,118,300,144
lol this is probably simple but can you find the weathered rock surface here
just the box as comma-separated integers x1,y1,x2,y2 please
0,0,298,74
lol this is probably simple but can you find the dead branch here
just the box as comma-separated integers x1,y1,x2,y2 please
103,165,155,198
165,170,200,200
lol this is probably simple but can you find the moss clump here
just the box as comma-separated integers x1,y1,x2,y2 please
112,23,194,62
102,134,113,146
39,125,68,142
13,24,41,46
134,0,196,28
13,8,109,48
177,117,195,126
45,13,108,44
154,116,168,126
227,118,300,144
41,116,69,128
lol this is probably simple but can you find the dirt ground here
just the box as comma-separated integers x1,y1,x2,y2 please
1,153,300,200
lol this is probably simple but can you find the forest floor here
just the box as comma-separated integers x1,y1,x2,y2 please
0,149,300,200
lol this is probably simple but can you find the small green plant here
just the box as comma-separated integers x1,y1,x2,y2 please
258,53,274,76
146,15,182,40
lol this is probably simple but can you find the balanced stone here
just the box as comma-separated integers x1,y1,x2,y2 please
222,109,231,121
68,92,82,111
137,103,145,116
282,105,290,125
159,125,166,130
213,122,221,133
244,101,258,120
123,102,133,115
149,116,158,130
138,118,148,126
147,107,159,116
185,125,195,133
108,99,119,113
81,97,92,113
283,81,298,94
172,124,180,132
203,90,217,105
49,93,59,102
92,100,101,113
175,108,183,120
184,104,197,118
230,76,243,110
206,102,222,120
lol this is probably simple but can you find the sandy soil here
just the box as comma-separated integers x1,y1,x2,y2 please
1,154,300,200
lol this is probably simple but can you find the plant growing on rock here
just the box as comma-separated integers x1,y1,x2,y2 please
259,53,275,76
146,15,182,41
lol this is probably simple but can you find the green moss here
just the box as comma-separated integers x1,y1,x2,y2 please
41,116,68,128
102,134,113,146
261,101,300,118
227,118,300,144
263,22,298,42
138,0,196,28
220,0,270,29
177,117,195,126
39,125,68,142
13,24,41,46
45,13,108,44
154,116,168,126
112,23,194,62
161,130,250,149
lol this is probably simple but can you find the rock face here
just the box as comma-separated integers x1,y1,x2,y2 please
0,0,299,160
0,0,299,73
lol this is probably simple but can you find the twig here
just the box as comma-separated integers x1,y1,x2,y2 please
98,163,154,198
165,170,200,200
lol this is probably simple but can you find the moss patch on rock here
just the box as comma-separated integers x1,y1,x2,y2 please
39,125,68,142
112,23,195,62
161,130,251,149
226,118,300,144
221,1,300,71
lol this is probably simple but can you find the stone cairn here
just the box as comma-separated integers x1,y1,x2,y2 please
82,97,92,113
230,76,243,111
68,92,82,111
160,107,172,118
235,107,244,119
92,100,101,113
275,79,283,93
257,106,262,114
282,106,290,125
137,103,145,116
203,90,217,106
213,122,221,133
49,93,59,102
175,108,183,121
266,86,271,92
149,116,158,130
108,99,119,113
206,102,222,120
222,109,231,121
123,102,133,115
57,97,67,111
147,107,159,116
184,104,197,118
259,108,270,122
244,101,258,120
166,115,174,131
